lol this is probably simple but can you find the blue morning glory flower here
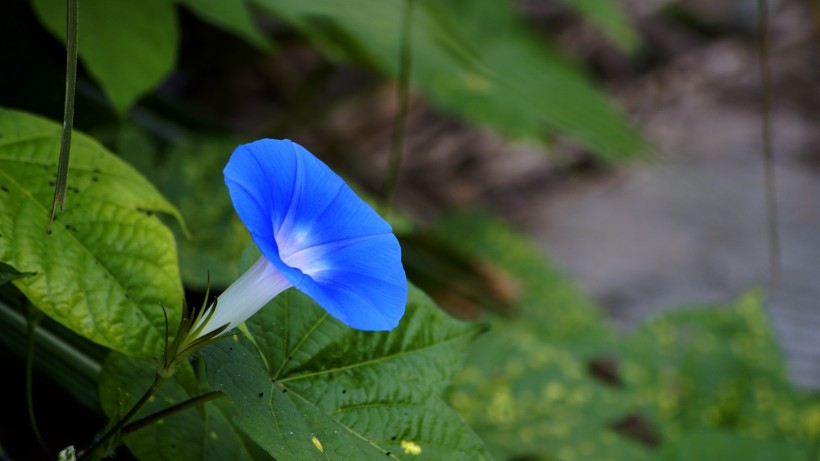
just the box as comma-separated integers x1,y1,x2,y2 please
197,139,407,337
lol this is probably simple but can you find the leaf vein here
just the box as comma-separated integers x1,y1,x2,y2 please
279,330,476,383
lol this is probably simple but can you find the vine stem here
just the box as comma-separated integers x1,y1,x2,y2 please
77,374,166,461
757,0,780,291
49,0,79,232
25,306,48,454
381,0,415,212
120,390,224,437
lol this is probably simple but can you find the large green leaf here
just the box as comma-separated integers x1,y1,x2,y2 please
251,0,644,160
622,293,820,444
0,108,183,357
623,293,783,435
202,248,490,460
620,294,820,460
99,353,267,461
30,0,178,114
451,335,651,461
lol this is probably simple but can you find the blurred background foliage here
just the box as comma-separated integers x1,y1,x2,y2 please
1,0,819,459
441,214,820,461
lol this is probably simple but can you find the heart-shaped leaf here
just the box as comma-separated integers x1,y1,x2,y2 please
0,108,183,357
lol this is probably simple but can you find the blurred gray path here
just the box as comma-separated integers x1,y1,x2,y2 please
508,1,820,387
516,106,820,388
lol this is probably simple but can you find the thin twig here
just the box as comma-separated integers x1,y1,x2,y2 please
121,390,224,436
382,0,416,212
77,374,166,461
49,0,79,232
757,0,780,290
25,306,48,453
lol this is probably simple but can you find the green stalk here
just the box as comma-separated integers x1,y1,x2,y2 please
120,390,224,437
49,0,79,232
382,0,416,212
25,306,48,454
77,374,166,461
757,0,780,290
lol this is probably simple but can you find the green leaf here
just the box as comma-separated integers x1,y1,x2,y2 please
621,293,815,440
201,255,490,460
619,293,820,456
99,353,265,461
0,261,35,286
250,0,644,160
178,0,274,51
30,0,178,114
0,108,183,357
557,0,640,52
450,337,652,461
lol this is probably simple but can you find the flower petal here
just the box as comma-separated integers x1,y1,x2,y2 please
224,139,407,331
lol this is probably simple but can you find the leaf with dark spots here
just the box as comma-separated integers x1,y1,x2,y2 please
0,108,185,357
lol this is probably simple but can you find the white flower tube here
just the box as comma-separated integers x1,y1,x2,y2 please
196,255,292,337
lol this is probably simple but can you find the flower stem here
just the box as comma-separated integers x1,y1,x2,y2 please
120,390,225,437
757,0,780,291
25,305,48,454
49,0,79,232
77,373,166,461
382,0,415,212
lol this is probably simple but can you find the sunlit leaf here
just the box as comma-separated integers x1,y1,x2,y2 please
30,0,178,114
0,108,183,357
622,293,820,443
451,336,652,461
